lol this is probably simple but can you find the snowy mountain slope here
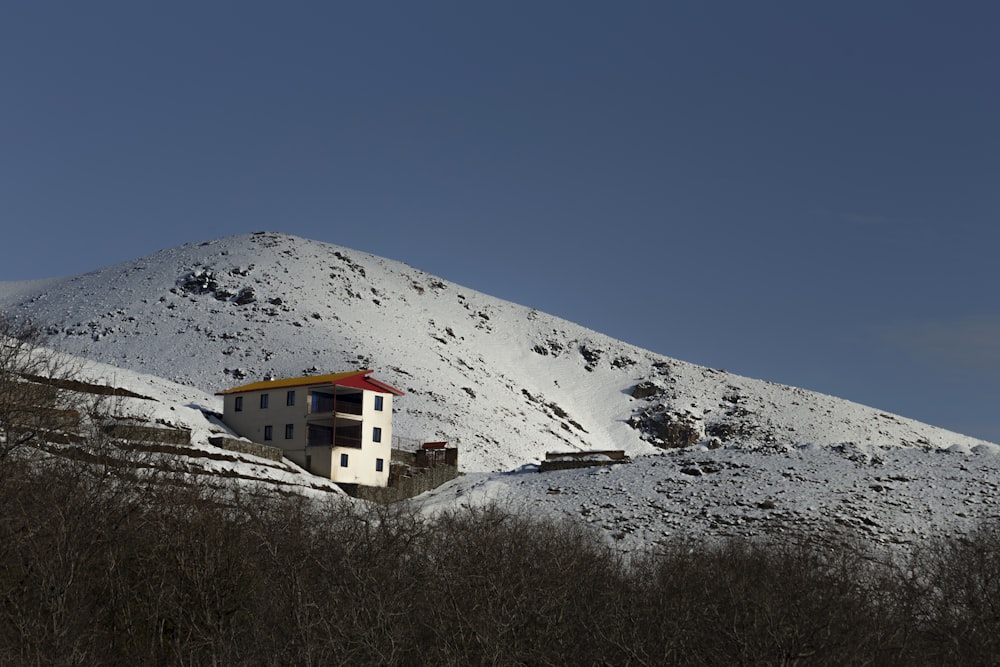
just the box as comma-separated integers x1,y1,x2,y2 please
1,231,993,476
418,442,1000,552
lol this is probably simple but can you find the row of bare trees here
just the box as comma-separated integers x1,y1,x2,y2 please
0,316,81,473
3,314,1000,665
4,458,1000,665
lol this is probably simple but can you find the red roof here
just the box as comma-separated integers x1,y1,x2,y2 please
422,441,449,449
329,372,405,396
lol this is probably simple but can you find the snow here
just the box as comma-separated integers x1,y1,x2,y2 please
416,444,1000,553
0,277,61,301
2,231,997,551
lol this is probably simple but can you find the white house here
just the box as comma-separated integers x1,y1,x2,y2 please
216,370,404,487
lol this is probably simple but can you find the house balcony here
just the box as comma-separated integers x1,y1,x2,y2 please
307,422,363,449
307,389,363,418
305,388,379,448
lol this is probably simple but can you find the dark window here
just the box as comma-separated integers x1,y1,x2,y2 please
260,393,269,409
374,395,384,411
372,426,382,443
311,392,334,413
285,424,294,439
286,390,295,406
308,423,333,447
234,396,243,412
375,458,384,472
264,425,273,441
340,453,349,467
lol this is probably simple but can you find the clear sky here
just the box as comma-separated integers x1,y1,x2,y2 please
2,2,999,441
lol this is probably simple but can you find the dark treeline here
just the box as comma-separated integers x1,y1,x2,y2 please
3,453,1000,667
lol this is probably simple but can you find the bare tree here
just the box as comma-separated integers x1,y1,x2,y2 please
0,313,167,484
0,314,86,474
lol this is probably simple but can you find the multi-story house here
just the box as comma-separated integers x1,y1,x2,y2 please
216,370,404,487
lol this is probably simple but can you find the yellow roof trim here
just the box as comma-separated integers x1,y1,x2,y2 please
216,370,370,395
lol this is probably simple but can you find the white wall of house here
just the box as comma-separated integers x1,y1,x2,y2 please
221,387,309,461
330,391,393,487
305,445,332,479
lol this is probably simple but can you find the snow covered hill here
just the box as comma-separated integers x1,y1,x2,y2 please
2,232,991,471
2,231,997,549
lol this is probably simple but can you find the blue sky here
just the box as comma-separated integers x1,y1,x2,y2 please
2,2,999,440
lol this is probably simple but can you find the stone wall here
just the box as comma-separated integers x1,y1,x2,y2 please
103,424,192,446
347,464,460,504
208,435,284,462
539,450,631,472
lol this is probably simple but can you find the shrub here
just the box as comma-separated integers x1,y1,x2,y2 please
2,443,998,665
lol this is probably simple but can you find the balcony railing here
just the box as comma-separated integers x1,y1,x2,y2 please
308,396,363,416
306,432,362,449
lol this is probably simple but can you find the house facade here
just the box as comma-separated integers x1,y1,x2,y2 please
216,370,404,487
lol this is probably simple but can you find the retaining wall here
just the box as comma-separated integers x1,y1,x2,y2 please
208,435,285,462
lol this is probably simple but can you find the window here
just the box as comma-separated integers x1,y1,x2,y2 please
286,390,295,406
234,396,243,412
372,427,382,443
264,425,273,441
375,458,384,472
374,395,384,411
260,393,269,409
285,424,294,439
340,453,349,467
